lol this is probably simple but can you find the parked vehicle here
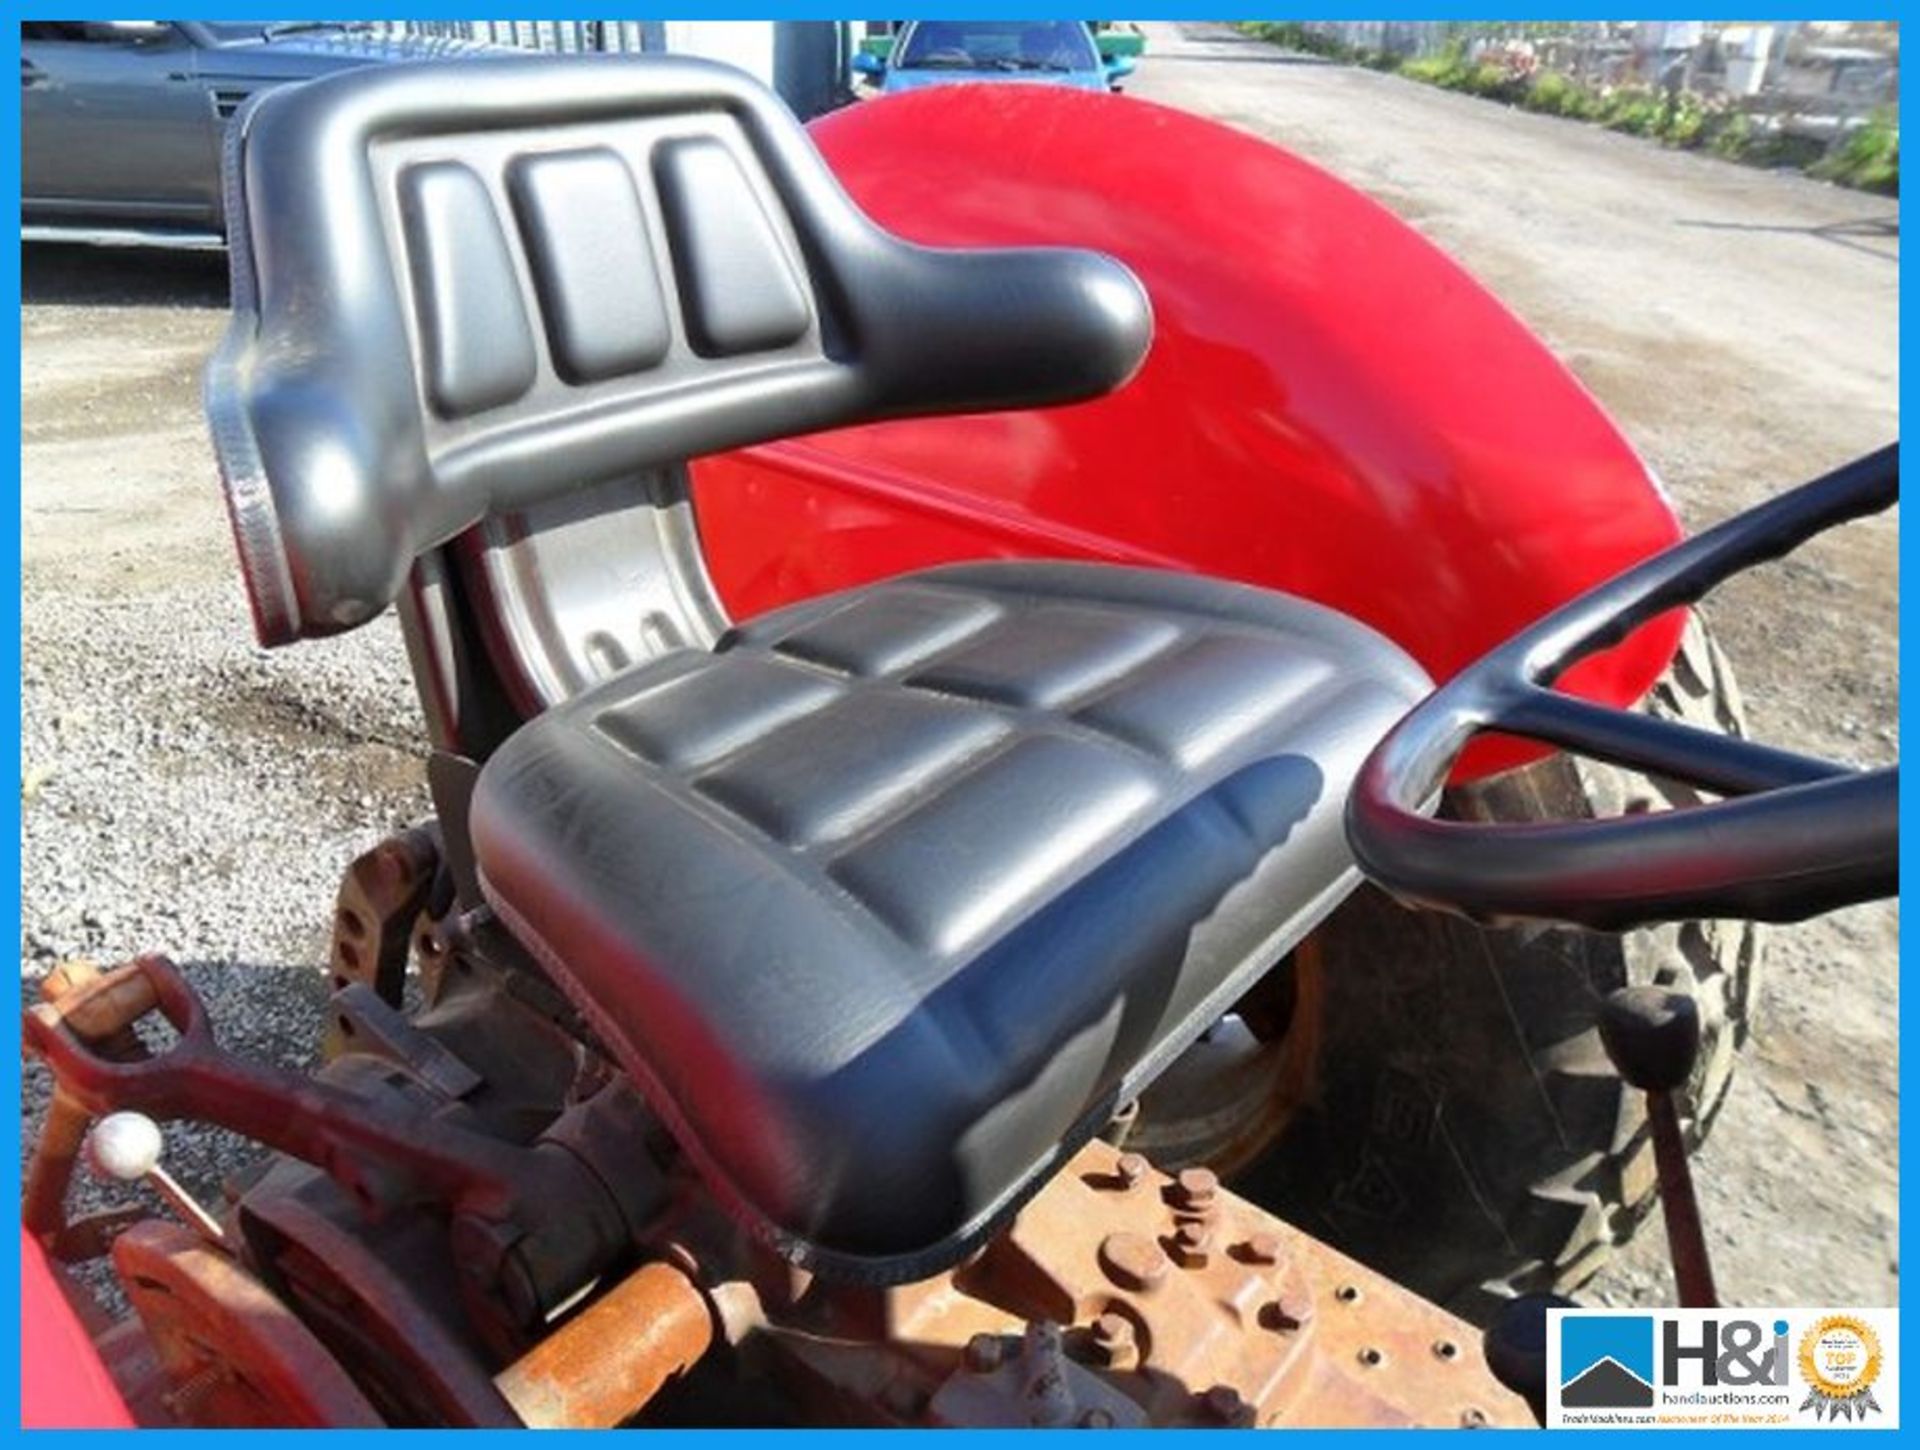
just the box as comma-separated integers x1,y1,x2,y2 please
853,20,1133,93
22,57,1895,1429
19,20,489,244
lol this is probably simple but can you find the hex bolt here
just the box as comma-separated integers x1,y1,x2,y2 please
965,1333,1006,1373
1170,1220,1214,1269
1242,1232,1283,1266
1173,1166,1218,1212
1114,1152,1149,1189
87,1111,226,1245
1598,987,1717,1308
1099,1232,1169,1292
1088,1312,1138,1370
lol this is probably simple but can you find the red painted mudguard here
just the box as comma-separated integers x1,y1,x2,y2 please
22,1228,135,1428
692,86,1684,779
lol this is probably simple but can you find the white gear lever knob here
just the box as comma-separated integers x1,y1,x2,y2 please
84,1110,226,1244
87,1110,165,1182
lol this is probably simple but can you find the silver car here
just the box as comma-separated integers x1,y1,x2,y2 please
21,20,486,244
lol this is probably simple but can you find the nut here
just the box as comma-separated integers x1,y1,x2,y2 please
1170,1220,1213,1269
1099,1232,1169,1292
1242,1232,1283,1266
1088,1312,1137,1370
1173,1166,1218,1210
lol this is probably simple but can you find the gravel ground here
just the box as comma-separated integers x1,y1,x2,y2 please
21,29,1898,1321
19,248,429,1207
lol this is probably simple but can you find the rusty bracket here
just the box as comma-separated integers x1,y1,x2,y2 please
327,824,441,1026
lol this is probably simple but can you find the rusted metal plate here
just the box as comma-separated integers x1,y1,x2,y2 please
762,1139,1530,1428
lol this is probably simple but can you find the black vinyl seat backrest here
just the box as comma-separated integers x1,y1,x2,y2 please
206,56,1153,647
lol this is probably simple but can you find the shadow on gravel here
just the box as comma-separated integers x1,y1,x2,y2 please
1676,214,1899,262
23,241,230,309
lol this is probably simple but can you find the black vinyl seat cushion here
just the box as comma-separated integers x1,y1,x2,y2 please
470,562,1429,1280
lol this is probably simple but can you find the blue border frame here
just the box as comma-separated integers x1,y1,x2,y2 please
7,4,1905,1442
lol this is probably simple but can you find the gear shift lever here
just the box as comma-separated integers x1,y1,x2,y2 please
87,1110,227,1245
1598,987,1717,1307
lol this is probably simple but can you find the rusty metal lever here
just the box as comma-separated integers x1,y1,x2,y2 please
25,955,665,1345
25,955,548,1220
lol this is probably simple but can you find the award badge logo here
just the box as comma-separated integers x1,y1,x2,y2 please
1796,1314,1884,1422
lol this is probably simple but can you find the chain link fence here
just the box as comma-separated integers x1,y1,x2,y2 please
366,20,651,53
360,20,852,119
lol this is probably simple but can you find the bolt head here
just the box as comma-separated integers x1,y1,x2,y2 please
1115,1151,1149,1187
1080,1407,1116,1429
88,1111,163,1182
1243,1232,1282,1265
1171,1220,1214,1267
1099,1232,1170,1291
1087,1313,1138,1369
1174,1166,1218,1207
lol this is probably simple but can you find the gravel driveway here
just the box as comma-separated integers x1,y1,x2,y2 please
21,25,1898,1317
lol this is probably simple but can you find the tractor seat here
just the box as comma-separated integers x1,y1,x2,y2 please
470,561,1429,1281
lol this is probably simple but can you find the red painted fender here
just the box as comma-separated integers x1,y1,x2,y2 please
691,86,1685,779
21,1228,135,1428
